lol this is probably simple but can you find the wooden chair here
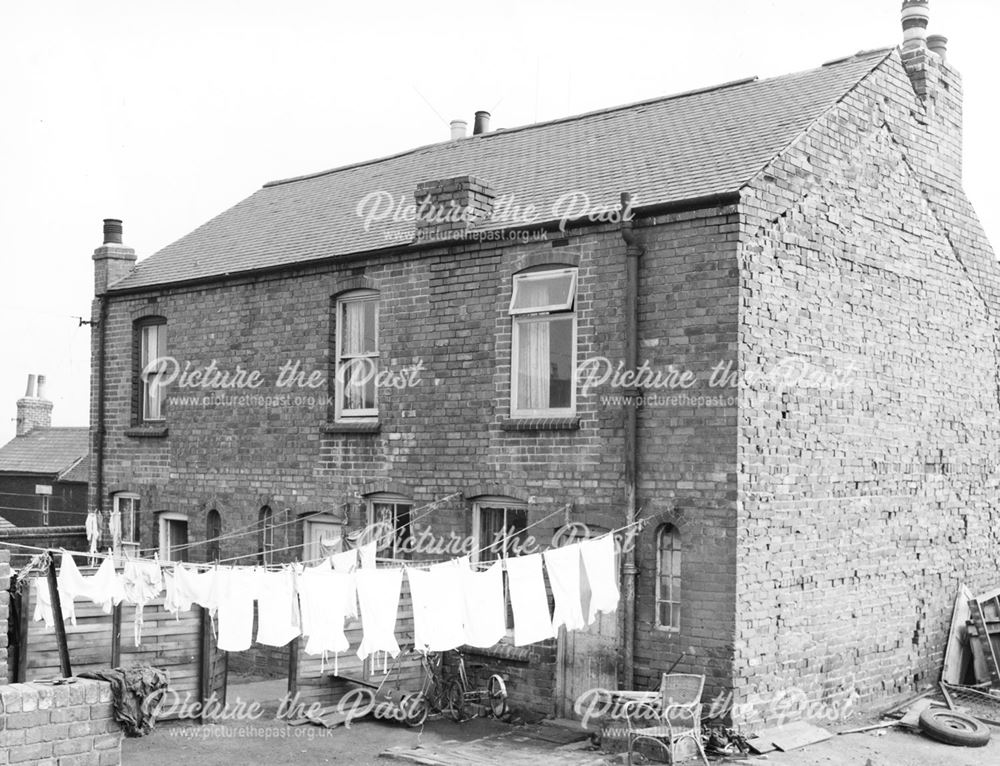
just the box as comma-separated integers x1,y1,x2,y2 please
624,673,710,765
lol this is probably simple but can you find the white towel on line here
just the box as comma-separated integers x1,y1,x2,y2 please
505,553,555,646
580,534,620,624
407,558,467,652
255,568,301,647
461,560,506,648
543,543,586,632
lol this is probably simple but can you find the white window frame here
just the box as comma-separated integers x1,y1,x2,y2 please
655,525,681,633
472,497,529,635
158,512,189,562
508,268,578,314
40,494,50,526
365,493,413,560
114,493,141,548
139,321,168,422
335,291,380,420
259,506,275,565
509,267,578,418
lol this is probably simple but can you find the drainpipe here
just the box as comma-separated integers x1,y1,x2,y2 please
619,192,643,691
95,294,108,535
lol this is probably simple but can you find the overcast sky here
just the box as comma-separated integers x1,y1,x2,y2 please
1,0,997,443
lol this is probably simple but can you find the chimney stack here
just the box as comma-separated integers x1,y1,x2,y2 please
93,218,136,295
473,111,491,135
450,120,468,140
16,373,53,436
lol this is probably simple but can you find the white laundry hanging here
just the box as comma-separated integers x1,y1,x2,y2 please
407,558,467,652
296,567,352,673
579,534,620,624
505,553,555,646
543,543,586,632
121,559,164,647
358,541,377,570
214,566,257,652
355,567,402,660
460,560,506,648
255,568,301,647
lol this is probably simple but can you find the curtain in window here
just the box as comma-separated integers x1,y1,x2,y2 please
340,299,376,411
141,324,167,420
517,320,550,410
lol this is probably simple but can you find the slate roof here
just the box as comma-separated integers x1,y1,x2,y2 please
58,453,90,484
0,427,90,476
110,49,892,292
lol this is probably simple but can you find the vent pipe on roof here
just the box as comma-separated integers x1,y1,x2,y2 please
473,111,491,135
450,120,468,140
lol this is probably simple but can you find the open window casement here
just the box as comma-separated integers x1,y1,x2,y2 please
508,268,578,315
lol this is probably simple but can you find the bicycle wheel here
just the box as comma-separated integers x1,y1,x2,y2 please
446,678,467,722
487,675,508,718
402,693,429,728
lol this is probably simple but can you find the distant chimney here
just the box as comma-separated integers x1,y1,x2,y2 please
93,218,137,295
450,120,468,140
473,111,491,135
413,175,495,242
16,373,53,436
927,34,948,61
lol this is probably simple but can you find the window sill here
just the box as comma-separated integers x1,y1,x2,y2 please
322,420,381,435
500,416,580,432
125,425,169,438
460,642,533,663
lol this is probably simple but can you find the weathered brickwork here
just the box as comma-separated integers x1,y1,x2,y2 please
0,679,121,766
0,548,9,682
735,50,1000,727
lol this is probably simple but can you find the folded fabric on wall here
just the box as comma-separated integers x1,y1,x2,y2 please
580,534,620,624
408,558,467,652
543,542,586,632
461,560,506,648
505,553,556,646
356,567,402,660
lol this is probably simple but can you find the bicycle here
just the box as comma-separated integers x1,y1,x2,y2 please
442,649,508,722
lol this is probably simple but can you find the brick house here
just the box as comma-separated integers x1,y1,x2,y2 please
87,3,999,726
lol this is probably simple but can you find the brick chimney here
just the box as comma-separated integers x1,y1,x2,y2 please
16,374,53,436
93,218,137,295
413,175,495,243
899,0,963,186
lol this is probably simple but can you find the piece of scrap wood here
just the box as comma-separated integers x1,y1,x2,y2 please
943,586,973,684
879,689,932,718
757,721,833,752
745,736,776,754
838,721,899,735
898,698,943,729
940,682,956,710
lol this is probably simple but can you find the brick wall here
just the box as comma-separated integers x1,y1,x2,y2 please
1,548,9,682
0,679,121,765
734,50,1000,727
0,527,89,569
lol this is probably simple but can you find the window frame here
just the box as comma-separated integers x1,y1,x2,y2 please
259,506,275,565
334,291,380,420
135,317,168,423
113,493,141,548
158,512,190,562
471,497,529,634
40,494,50,526
509,268,578,419
365,493,413,560
654,524,681,633
206,509,222,562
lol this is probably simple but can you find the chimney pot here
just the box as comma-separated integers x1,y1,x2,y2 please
450,120,468,140
103,218,123,245
901,0,930,49
927,34,948,61
36,375,47,400
24,374,36,398
473,111,491,135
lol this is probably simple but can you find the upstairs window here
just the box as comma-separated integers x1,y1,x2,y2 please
335,292,379,419
655,525,681,632
509,268,577,417
136,318,168,422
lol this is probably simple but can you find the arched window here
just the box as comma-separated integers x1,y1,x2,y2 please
259,506,274,565
206,509,222,562
655,525,681,632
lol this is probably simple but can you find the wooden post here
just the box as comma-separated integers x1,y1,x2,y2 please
111,602,122,667
287,636,300,700
45,553,72,678
16,586,30,683
199,607,212,725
